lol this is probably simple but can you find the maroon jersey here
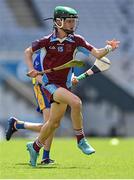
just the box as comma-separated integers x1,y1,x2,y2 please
32,32,94,88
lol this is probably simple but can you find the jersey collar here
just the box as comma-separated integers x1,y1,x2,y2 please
50,32,75,43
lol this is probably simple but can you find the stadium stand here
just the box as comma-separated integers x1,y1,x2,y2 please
0,0,134,137
6,0,43,27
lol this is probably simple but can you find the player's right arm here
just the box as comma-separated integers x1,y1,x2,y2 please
25,36,48,79
24,46,44,85
24,46,40,78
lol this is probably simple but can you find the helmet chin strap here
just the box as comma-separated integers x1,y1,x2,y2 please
54,18,74,35
54,18,64,28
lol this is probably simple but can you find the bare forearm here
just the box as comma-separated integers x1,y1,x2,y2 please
91,46,112,59
25,47,40,78
24,47,34,71
91,39,120,59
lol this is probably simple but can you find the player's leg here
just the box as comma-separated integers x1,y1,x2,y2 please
33,83,56,164
6,112,55,165
41,108,55,165
6,117,43,141
27,87,95,166
6,83,55,165
38,102,67,143
52,87,95,155
27,102,67,166
6,84,45,140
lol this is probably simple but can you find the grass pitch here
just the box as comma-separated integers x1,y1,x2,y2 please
0,138,134,179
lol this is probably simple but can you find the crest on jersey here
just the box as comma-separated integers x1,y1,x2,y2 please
58,46,64,52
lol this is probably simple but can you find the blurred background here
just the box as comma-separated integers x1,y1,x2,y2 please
0,0,134,140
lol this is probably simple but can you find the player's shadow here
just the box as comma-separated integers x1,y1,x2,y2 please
15,163,58,169
16,163,91,169
31,166,78,169
35,166,58,169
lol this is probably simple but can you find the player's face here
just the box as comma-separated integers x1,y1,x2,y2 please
63,18,78,32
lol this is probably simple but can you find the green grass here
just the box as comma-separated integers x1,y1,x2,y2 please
0,138,134,179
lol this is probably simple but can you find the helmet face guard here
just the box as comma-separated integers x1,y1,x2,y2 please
54,18,79,34
54,6,78,34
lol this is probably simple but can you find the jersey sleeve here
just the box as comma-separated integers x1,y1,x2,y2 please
76,35,94,57
32,37,47,52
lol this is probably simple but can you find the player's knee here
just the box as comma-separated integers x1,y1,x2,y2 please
53,121,60,128
49,120,60,130
71,98,82,110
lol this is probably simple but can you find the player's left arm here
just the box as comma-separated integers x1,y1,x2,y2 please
91,39,120,59
72,38,120,85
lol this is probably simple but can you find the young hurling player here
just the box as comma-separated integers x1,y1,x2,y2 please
25,6,119,166
5,50,101,165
